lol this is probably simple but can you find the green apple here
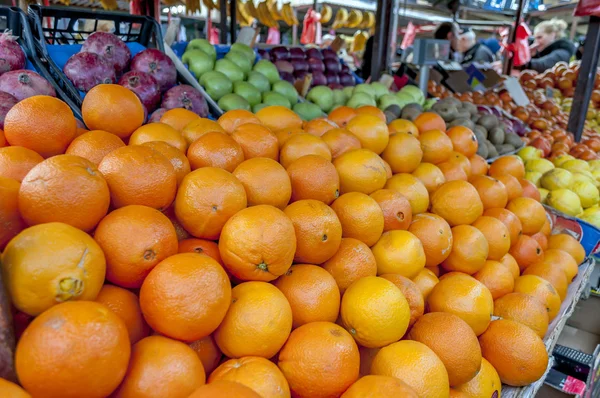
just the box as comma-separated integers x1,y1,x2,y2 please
353,84,375,98
253,103,268,113
253,60,280,84
272,80,298,105
378,93,403,110
218,93,251,111
231,43,256,63
293,102,324,121
306,86,334,112
199,71,233,100
347,93,376,108
399,85,425,105
333,89,348,106
247,71,271,93
396,92,417,108
262,91,291,108
215,59,244,83
225,50,252,75
343,86,354,98
370,82,389,99
181,49,214,78
186,39,216,60
233,81,261,106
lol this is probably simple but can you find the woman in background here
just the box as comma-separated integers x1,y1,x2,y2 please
523,18,575,72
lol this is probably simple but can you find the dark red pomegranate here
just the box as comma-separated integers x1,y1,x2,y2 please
63,52,116,92
118,71,161,112
130,49,177,92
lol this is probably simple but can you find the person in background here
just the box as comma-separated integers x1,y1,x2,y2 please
454,29,495,65
522,18,575,72
481,37,501,60
321,34,336,49
360,35,374,81
434,21,460,44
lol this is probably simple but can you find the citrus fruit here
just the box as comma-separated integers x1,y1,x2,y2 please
419,129,453,164
188,381,261,398
447,126,478,157
469,154,489,176
233,157,291,209
345,114,389,154
483,208,523,247
493,292,549,338
159,108,200,131
473,260,515,300
334,149,387,195
448,152,472,177
321,238,377,294
341,375,418,398
356,105,386,121
542,248,578,281
0,378,31,398
408,213,453,267
381,132,423,173
412,268,439,300
469,175,508,210
380,273,425,327
256,105,303,131
0,176,26,250
514,275,562,320
0,146,43,182
531,231,548,251
95,284,149,344
230,123,279,160
369,189,412,231
509,235,544,271
488,156,525,179
141,141,191,185
412,162,446,194
495,174,523,201
385,173,430,214
129,122,187,152
65,130,125,166
321,128,362,158
451,358,501,398
181,118,226,145
279,133,331,169
499,253,520,279
288,155,339,204
437,160,468,182
506,197,547,235
187,131,245,172
471,216,511,260
331,192,384,247
388,118,419,136
524,258,569,299
414,112,446,133
431,180,483,226
441,225,489,274
217,109,261,133
189,335,222,374
371,230,426,278
547,233,585,264
328,106,357,127
304,118,338,136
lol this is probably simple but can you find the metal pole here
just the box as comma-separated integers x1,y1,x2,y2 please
229,0,236,43
371,0,392,81
219,0,227,44
567,16,600,142
502,0,526,75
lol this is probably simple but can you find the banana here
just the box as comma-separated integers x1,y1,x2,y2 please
202,0,214,10
282,3,298,26
320,5,332,24
266,0,283,21
236,1,249,25
245,0,260,19
346,10,362,28
258,1,277,27
332,8,348,29
365,11,375,28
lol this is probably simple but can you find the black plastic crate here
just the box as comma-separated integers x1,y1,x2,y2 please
0,6,82,119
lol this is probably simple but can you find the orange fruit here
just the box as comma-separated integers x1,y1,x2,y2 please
358,346,380,377
189,335,222,374
82,84,144,139
113,335,206,398
495,173,523,201
412,162,445,194
409,312,482,386
385,173,430,214
0,146,44,182
321,238,377,294
230,123,279,160
284,199,342,264
303,118,339,136
66,130,125,166
233,157,291,209
412,268,439,300
321,128,362,158
187,131,245,172
469,175,508,210
371,230,426,278
493,292,549,338
506,197,546,235
488,156,525,179
342,375,418,398
371,340,450,398
5,96,77,157
275,264,340,328
0,378,31,398
542,249,578,281
370,189,413,231
99,145,177,210
448,152,472,177
499,253,520,280
547,233,585,264
345,114,389,154
469,154,489,176
217,109,260,133
451,358,501,398
256,106,302,132
437,160,468,182
381,132,423,173
278,321,359,398
523,261,568,300
174,167,247,239
514,275,561,320
328,106,357,127
419,129,453,164
483,208,523,247
178,238,222,264
388,119,419,136
409,213,453,267
140,253,231,341
188,380,261,398
427,272,494,336
442,225,489,274
431,180,484,226
219,205,296,281
471,216,510,260
473,260,515,300
141,141,191,185
520,178,541,201
356,105,386,122
275,127,304,147
279,133,331,169
479,319,548,386
331,192,384,247
288,155,339,204
0,176,25,250
129,122,187,152
215,281,292,358
541,217,552,236
75,127,88,137
414,112,446,133
509,235,544,271
427,265,440,276
95,284,149,344
181,118,226,145
341,276,410,347
2,222,106,316
382,159,393,178
334,149,387,195
94,205,178,288
380,273,424,328
209,356,290,398
159,108,200,131
18,154,109,231
447,126,478,157
15,301,130,398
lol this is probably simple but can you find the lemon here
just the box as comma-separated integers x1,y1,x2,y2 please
518,146,542,162
539,188,549,204
540,168,574,191
525,171,543,187
546,189,583,217
561,159,590,173
552,154,574,168
525,158,554,174
571,181,600,209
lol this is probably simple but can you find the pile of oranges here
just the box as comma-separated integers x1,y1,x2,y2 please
0,83,588,398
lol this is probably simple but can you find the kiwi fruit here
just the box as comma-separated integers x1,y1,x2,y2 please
403,103,423,113
385,104,401,118
455,111,471,120
477,140,489,158
471,114,481,124
461,102,478,115
489,127,505,146
474,125,488,139
448,118,475,130
486,141,499,158
401,107,421,121
478,114,499,131
497,144,515,155
442,97,462,108
505,133,523,147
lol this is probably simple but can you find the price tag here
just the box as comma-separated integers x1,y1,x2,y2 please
503,77,530,107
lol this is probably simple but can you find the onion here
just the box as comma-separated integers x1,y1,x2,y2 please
279,72,294,84
131,49,177,92
275,60,294,75
326,72,340,86
289,47,305,60
0,91,18,129
81,32,131,73
292,59,309,72
0,31,26,76
306,48,323,60
294,70,309,81
311,71,327,87
0,70,57,100
63,52,116,92
324,58,341,73
149,107,167,123
339,72,355,86
329,83,343,90
271,46,290,61
321,48,337,60
341,64,350,73
161,85,208,117
308,58,325,72
118,71,161,112
257,49,271,61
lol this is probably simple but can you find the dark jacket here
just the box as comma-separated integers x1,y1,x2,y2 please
361,36,374,80
461,42,495,65
525,38,575,72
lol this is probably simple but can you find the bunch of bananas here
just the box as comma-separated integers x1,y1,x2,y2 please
99,0,118,10
320,5,332,24
202,0,217,10
257,1,278,27
236,0,256,26
186,0,201,14
351,30,369,52
346,10,362,28
281,3,300,26
331,8,348,29
359,11,375,29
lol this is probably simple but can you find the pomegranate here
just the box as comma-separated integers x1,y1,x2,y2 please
0,91,18,129
161,85,208,117
118,71,161,112
63,52,116,92
0,31,26,75
130,49,177,92
148,108,167,123
81,32,131,73
0,70,56,101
